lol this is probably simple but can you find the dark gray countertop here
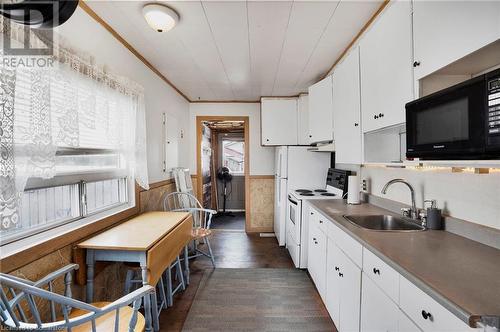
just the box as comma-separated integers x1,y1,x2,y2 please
307,199,500,329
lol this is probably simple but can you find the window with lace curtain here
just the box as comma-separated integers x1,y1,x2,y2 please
0,24,149,245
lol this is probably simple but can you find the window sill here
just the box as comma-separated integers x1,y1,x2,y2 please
0,186,140,273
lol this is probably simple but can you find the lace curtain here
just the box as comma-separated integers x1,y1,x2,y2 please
1,20,149,232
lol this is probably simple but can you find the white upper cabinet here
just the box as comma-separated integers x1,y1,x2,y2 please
261,98,298,146
360,1,413,133
308,76,334,143
413,1,500,80
297,94,310,145
332,47,362,164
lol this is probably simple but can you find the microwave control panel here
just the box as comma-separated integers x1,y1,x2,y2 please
487,76,500,136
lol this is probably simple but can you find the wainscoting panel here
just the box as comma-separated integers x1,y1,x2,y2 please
248,176,274,232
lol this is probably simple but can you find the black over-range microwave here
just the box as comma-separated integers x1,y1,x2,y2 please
406,68,500,160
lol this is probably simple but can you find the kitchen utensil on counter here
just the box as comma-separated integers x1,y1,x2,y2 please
347,175,360,205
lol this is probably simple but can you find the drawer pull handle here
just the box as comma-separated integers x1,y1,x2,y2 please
319,220,323,224
334,266,339,271
314,241,318,244
313,238,316,241
338,273,343,277
421,310,432,320
373,268,380,275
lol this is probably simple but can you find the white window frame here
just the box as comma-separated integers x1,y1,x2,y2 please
221,138,245,176
0,153,136,246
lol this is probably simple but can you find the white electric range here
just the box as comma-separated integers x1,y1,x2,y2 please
286,168,351,269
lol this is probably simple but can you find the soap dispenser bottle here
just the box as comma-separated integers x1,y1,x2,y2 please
425,199,442,230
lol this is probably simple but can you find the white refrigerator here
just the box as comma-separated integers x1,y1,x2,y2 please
273,146,330,246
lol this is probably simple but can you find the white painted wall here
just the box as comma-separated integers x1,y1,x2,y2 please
56,8,190,184
188,103,275,175
361,166,500,230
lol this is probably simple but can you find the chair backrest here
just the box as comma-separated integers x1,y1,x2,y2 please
0,265,150,332
163,192,215,230
172,168,194,195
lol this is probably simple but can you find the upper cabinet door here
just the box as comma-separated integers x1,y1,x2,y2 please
308,76,334,143
360,1,413,133
332,47,362,164
413,1,500,80
297,94,310,146
261,98,298,146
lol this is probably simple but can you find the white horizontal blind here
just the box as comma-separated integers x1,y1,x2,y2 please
85,178,127,215
18,183,80,236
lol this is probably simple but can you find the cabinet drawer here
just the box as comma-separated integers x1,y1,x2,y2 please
310,208,327,234
400,276,479,332
362,248,399,303
327,221,362,268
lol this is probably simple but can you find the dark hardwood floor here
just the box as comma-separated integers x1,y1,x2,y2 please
210,212,245,230
157,230,333,331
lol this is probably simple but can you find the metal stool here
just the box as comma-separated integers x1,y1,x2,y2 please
124,254,186,310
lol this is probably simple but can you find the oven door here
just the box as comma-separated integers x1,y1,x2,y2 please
406,77,486,159
286,194,301,245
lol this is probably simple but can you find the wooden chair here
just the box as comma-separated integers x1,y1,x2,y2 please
163,192,217,267
0,264,153,332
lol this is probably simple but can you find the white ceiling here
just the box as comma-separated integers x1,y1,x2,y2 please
86,1,383,101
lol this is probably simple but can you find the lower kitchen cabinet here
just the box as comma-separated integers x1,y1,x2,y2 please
361,273,399,332
326,240,341,324
326,240,361,332
308,221,327,297
398,309,422,332
337,248,362,332
307,206,484,332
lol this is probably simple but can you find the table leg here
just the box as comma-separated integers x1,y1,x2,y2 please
141,265,159,332
184,245,190,285
85,249,95,303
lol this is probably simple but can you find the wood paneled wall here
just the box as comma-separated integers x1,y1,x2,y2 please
248,176,274,232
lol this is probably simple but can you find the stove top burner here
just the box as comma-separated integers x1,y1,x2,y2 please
296,189,313,193
314,189,327,193
321,193,336,197
300,193,315,196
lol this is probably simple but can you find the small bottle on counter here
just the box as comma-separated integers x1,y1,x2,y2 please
425,199,443,230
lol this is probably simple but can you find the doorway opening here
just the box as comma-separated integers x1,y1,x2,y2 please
196,116,249,232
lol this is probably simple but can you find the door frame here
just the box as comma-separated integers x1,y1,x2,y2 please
196,116,250,232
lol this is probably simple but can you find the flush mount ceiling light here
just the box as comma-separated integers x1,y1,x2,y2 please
142,3,179,33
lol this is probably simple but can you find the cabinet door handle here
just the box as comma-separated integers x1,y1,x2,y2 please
373,268,380,275
338,273,343,277
413,61,421,67
354,123,359,127
378,113,384,118
319,220,323,224
310,212,314,215
421,310,432,320
312,237,316,241
334,266,339,271
314,241,318,244
266,138,270,142
309,135,312,138
374,115,378,119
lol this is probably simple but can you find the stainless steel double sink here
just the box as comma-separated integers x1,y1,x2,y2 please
343,214,426,232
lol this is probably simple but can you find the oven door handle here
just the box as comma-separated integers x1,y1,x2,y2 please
288,195,298,205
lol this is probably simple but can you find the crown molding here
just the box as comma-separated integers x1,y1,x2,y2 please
320,0,390,80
